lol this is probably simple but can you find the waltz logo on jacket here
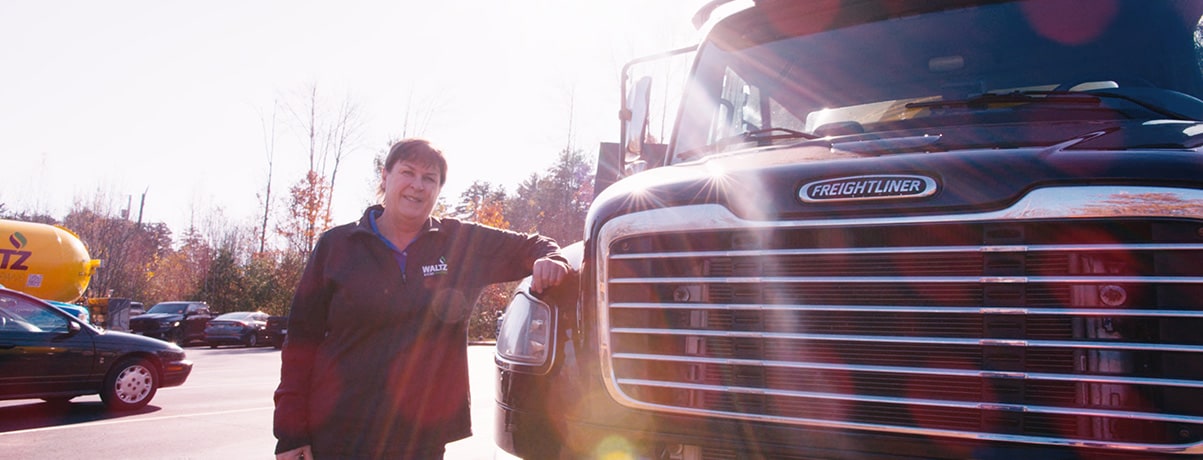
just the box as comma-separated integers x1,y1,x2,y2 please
422,257,449,277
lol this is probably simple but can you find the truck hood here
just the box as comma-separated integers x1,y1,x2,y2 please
591,120,1203,225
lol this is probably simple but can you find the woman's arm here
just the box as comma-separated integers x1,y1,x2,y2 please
273,236,335,454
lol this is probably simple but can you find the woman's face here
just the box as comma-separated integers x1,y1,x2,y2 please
380,159,442,224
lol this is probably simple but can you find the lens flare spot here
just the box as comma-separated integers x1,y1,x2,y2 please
595,435,638,460
1020,0,1118,45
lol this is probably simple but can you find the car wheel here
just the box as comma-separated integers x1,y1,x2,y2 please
245,333,258,348
101,357,158,411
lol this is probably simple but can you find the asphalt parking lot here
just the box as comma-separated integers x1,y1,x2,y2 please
0,344,500,459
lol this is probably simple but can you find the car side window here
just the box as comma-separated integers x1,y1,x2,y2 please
0,294,68,334
0,296,32,332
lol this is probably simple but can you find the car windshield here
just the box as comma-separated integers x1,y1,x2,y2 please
672,0,1203,160
216,312,256,321
148,303,187,315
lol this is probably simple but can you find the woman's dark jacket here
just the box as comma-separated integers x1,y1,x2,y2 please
273,205,566,457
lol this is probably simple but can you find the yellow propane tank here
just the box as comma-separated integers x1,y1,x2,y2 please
0,219,101,302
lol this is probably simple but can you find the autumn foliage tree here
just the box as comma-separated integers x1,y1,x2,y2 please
277,170,331,256
242,250,306,316
146,228,212,304
507,148,594,246
62,208,172,301
449,181,518,340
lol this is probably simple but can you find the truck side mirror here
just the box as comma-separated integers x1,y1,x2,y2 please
597,76,656,198
597,44,696,198
623,76,653,167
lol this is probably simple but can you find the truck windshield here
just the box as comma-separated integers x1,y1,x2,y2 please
148,302,187,315
672,0,1203,161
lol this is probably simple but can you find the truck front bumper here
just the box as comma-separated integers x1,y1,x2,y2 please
496,368,1200,460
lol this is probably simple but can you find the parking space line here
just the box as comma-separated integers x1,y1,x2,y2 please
0,406,273,436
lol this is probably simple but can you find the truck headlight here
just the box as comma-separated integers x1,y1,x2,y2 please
495,290,557,374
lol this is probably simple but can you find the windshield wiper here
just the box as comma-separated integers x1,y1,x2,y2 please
677,128,822,161
743,127,819,142
712,127,819,149
906,91,1101,110
907,90,1192,120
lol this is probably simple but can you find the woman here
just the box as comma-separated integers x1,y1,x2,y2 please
273,139,570,459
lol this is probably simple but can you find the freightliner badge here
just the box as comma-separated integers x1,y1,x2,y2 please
799,174,938,203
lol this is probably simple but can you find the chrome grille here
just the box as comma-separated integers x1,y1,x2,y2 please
128,317,155,332
597,186,1203,454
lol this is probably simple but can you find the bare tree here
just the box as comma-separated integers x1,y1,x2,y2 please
324,96,364,224
278,82,365,252
257,102,279,253
399,86,441,139
286,84,324,252
563,84,577,154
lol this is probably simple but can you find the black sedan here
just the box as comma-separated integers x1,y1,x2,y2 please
0,287,193,411
203,311,271,348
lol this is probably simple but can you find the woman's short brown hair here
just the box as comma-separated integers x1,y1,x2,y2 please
377,138,448,197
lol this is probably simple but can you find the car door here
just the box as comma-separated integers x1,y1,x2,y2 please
0,292,97,398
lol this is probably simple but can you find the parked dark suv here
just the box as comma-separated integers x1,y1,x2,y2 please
129,301,212,346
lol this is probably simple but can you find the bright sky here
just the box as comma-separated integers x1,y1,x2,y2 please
0,0,708,236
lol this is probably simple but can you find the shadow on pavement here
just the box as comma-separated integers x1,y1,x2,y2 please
197,345,282,355
0,400,161,433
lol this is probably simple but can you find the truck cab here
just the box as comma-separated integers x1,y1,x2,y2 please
496,1,1203,459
